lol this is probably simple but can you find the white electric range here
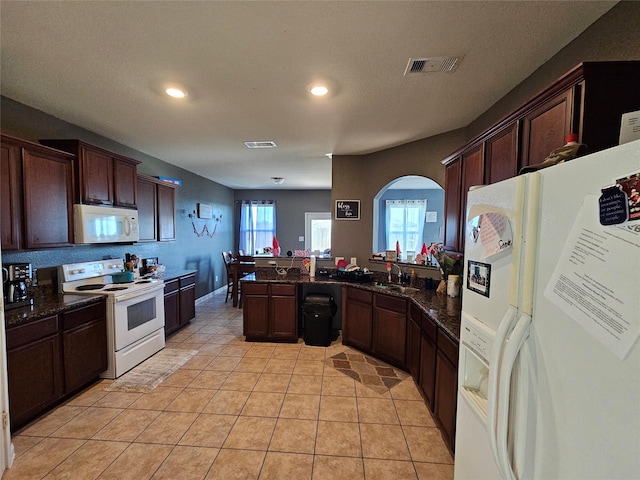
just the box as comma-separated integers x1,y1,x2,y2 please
59,259,165,379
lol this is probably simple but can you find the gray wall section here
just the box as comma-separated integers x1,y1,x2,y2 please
1,97,235,298
233,189,332,255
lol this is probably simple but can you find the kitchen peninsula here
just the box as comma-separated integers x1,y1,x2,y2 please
242,267,462,451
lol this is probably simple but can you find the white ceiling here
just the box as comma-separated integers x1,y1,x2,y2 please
0,1,617,190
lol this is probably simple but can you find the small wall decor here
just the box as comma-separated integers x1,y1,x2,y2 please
335,200,360,220
198,203,213,219
189,206,223,238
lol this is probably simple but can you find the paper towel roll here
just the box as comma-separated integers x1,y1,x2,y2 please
310,255,316,277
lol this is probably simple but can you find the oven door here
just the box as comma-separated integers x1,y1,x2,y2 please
112,285,165,351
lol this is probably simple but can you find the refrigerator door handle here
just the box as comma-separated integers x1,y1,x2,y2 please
496,312,532,480
487,304,518,478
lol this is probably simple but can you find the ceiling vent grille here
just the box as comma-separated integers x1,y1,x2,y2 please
244,141,277,149
404,56,464,75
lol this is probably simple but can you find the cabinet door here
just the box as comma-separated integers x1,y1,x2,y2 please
136,176,158,242
62,301,107,393
406,308,421,380
444,158,461,252
81,148,114,205
164,290,180,335
7,333,63,431
22,148,74,248
521,88,574,168
179,285,196,325
113,158,137,207
343,297,373,352
157,183,176,241
271,294,297,340
63,318,107,392
434,349,458,452
419,331,437,410
459,145,484,252
372,294,407,368
486,122,519,183
244,294,270,338
1,141,22,250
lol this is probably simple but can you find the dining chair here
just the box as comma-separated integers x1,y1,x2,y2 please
222,252,234,303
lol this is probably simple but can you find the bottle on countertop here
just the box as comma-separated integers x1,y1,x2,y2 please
410,269,416,287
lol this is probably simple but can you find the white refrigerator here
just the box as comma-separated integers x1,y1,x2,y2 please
454,139,640,480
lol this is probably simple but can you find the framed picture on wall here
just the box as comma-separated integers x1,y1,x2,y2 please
335,200,360,220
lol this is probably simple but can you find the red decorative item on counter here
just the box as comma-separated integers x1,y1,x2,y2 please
272,236,280,257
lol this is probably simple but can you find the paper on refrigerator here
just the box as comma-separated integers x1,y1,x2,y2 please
544,195,640,359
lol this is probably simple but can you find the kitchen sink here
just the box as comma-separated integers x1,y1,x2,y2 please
374,283,420,294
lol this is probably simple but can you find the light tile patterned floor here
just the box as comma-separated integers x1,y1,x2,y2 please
6,290,454,480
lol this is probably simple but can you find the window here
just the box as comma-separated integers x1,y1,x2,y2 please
305,212,331,253
386,199,427,254
239,201,275,254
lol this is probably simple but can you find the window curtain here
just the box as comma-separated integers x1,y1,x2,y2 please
386,199,427,254
239,200,276,255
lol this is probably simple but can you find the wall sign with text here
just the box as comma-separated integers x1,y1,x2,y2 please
335,200,360,220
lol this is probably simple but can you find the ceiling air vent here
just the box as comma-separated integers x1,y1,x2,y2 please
244,141,278,149
404,56,464,75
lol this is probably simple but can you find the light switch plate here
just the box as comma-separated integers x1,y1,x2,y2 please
298,236,304,242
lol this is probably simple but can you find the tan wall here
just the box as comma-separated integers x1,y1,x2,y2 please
331,1,640,270
332,129,466,266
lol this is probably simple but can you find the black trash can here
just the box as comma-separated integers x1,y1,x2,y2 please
302,294,336,347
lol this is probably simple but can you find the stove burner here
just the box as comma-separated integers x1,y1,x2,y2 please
76,284,106,291
104,287,128,291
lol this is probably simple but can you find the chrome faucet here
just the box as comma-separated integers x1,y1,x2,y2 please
393,264,404,285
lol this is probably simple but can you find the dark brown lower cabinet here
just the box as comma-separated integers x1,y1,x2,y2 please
7,300,107,432
164,278,180,334
406,305,421,379
179,274,196,325
62,302,108,393
372,293,407,368
164,273,197,337
7,319,62,432
434,329,459,452
243,282,298,342
342,287,373,352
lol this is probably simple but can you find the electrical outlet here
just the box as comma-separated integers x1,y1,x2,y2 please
268,260,277,265
215,275,219,282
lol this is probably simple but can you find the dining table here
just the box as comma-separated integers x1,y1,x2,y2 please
230,256,256,307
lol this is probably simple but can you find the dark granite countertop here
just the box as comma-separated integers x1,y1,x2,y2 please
4,286,105,329
152,269,198,282
242,268,461,341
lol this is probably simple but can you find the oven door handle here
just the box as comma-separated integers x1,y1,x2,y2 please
114,286,164,303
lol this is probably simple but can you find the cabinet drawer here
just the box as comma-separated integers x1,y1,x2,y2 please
375,292,406,313
7,315,59,350
422,314,437,342
62,301,105,331
243,283,269,295
437,329,459,367
164,278,179,294
270,284,296,296
347,287,372,304
179,274,196,288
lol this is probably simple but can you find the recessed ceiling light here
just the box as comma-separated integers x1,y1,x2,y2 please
271,177,285,185
165,87,187,98
310,85,329,96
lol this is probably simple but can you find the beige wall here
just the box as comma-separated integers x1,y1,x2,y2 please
332,129,466,265
332,1,640,269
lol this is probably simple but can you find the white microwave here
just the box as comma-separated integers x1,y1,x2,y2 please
74,204,139,244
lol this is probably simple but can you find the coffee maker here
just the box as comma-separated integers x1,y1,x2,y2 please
2,263,33,310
